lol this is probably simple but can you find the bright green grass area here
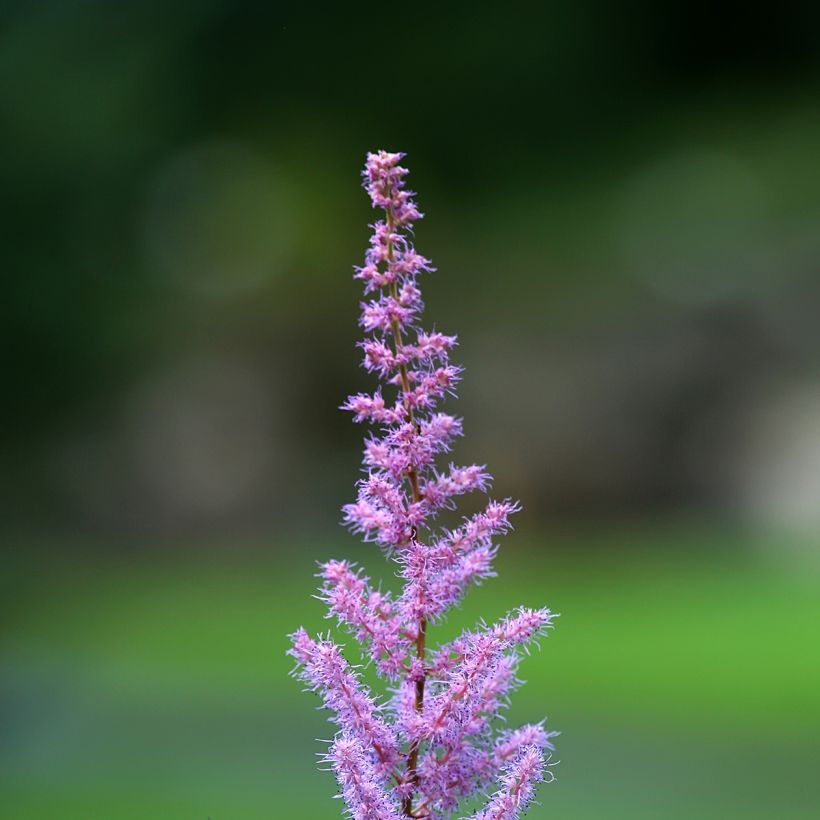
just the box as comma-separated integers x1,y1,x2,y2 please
2,528,819,818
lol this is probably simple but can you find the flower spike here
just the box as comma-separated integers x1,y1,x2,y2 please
288,151,560,818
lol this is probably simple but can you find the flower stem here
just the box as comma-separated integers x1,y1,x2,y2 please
384,207,428,817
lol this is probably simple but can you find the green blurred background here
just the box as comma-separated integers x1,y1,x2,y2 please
2,1,820,817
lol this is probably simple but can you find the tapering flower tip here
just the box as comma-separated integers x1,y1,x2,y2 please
287,626,315,667
494,607,556,646
484,499,522,531
363,151,421,225
364,150,406,182
471,746,545,820
320,558,359,584
447,499,521,553
415,331,457,358
342,498,391,540
327,735,402,820
340,391,388,423
496,723,560,763
423,463,492,511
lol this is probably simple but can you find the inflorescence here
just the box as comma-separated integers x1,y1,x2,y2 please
289,151,559,819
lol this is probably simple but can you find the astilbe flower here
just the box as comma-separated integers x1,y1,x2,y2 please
289,151,559,819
